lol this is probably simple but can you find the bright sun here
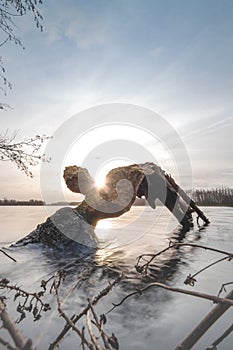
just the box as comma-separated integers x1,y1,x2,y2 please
95,172,106,188
94,159,131,188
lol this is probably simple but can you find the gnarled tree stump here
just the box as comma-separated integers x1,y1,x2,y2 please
13,162,209,248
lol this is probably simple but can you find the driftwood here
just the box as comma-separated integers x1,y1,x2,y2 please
164,174,210,225
64,162,209,227
14,162,209,248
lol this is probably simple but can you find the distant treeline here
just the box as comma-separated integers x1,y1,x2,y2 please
0,199,45,206
134,188,233,207
191,188,233,207
1,188,233,206
0,199,81,206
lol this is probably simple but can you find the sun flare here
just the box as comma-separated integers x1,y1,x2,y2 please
95,172,106,189
94,159,131,189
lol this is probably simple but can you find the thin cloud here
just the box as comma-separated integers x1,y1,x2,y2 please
183,116,233,140
150,47,164,57
44,5,109,49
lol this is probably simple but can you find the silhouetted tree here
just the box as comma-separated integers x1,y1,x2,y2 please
0,0,43,109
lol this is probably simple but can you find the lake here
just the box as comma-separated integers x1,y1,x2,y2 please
0,206,233,349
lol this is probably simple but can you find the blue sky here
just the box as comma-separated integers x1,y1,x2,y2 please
1,0,233,200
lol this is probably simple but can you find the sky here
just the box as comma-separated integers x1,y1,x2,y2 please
1,0,233,201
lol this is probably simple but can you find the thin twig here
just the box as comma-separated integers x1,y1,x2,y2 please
184,256,232,286
106,282,233,314
49,274,122,350
0,248,17,262
206,323,233,349
218,282,233,297
192,256,230,279
86,309,102,350
0,280,47,309
0,278,51,323
53,274,94,350
88,300,110,349
136,242,233,275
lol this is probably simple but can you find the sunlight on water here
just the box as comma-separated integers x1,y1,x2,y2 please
0,206,233,350
95,246,116,264
96,218,112,230
95,205,179,250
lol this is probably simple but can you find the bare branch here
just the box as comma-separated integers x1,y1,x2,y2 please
0,278,51,322
86,309,101,350
49,274,122,350
217,281,233,297
205,323,233,350
0,0,43,107
136,242,233,276
53,273,94,350
184,255,232,287
0,248,17,262
0,131,51,177
107,282,233,314
88,300,110,349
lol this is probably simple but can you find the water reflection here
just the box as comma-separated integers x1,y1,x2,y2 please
95,246,116,264
2,207,233,349
1,205,207,291
30,219,203,293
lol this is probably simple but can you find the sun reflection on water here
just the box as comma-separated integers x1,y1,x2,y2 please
95,246,116,264
95,219,121,264
96,219,112,230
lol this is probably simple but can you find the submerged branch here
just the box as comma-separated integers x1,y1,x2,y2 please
0,248,17,262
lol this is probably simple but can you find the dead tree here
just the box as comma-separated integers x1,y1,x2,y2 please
64,162,209,228
14,162,209,248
